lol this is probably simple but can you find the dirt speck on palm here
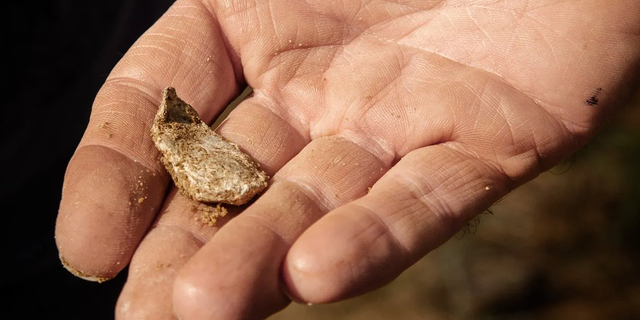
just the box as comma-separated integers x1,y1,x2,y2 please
151,87,268,205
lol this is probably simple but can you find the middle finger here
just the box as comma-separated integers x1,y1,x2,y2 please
173,135,388,320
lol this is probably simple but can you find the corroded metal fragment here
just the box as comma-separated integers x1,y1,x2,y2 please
151,87,268,205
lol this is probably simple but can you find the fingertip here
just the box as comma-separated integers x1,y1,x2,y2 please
55,169,130,280
55,145,167,280
283,216,352,304
173,262,253,320
172,271,214,320
284,209,405,304
282,249,329,304
115,224,202,320
172,221,292,320
58,253,114,283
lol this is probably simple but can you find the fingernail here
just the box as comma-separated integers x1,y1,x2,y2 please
59,254,112,283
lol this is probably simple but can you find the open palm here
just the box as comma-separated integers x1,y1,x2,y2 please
55,1,640,319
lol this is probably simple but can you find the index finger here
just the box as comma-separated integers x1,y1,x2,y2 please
55,0,240,280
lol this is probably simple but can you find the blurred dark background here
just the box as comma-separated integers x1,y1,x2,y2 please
3,1,639,319
3,1,174,319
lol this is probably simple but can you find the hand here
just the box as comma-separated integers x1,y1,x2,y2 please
55,1,640,319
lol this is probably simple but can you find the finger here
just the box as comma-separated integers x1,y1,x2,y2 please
115,97,308,319
283,143,511,303
173,136,390,320
55,0,239,280
115,190,230,320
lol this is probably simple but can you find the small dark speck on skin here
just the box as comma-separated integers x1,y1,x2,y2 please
586,87,602,106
